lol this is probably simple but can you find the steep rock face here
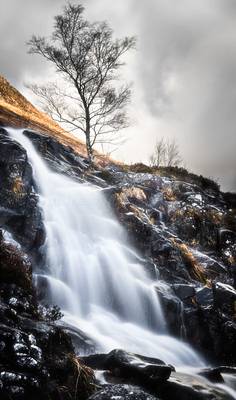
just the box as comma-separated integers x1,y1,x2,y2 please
1,128,235,365
102,168,236,364
0,234,95,400
0,127,236,399
0,128,45,260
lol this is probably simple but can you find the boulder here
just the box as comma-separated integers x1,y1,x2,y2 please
172,283,196,300
198,368,224,383
82,349,172,388
195,287,213,307
157,371,235,400
88,384,158,400
213,282,236,315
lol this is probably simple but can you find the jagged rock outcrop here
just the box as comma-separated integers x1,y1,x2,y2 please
0,234,95,400
101,167,236,365
0,126,235,398
0,128,45,261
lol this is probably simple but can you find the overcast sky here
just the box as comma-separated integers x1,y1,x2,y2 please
1,0,236,191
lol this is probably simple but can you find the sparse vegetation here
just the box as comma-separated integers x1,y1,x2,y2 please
150,137,182,168
12,176,24,194
120,162,220,192
162,187,176,201
172,240,208,284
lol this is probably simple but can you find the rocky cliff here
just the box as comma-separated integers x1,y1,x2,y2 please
0,79,236,399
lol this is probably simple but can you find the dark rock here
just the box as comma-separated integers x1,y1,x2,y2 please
155,285,183,336
184,303,236,365
82,349,171,389
157,370,234,400
195,287,213,307
57,321,97,355
0,133,45,260
172,283,196,300
0,233,94,399
88,384,158,400
198,368,224,383
213,282,236,315
218,229,236,249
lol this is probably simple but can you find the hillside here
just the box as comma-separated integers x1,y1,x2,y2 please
0,75,89,158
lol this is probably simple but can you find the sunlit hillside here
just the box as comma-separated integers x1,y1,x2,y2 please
0,75,89,157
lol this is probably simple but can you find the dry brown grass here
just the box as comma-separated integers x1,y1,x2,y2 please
12,177,24,195
70,355,96,399
0,75,116,165
162,187,176,201
170,206,223,227
115,187,147,215
172,239,208,284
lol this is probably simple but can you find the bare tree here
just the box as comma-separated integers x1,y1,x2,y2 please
149,137,182,167
27,3,135,164
165,138,182,167
149,137,166,167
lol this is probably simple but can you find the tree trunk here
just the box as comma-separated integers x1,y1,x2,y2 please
85,130,94,165
85,107,94,165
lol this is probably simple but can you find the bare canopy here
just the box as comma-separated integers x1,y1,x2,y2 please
149,137,183,167
27,3,135,163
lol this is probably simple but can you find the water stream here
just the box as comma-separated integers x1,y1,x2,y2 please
9,128,206,367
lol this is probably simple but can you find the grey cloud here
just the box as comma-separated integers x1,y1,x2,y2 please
129,0,236,191
0,0,65,86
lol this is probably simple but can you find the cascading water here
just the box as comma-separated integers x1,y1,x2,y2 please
9,128,204,367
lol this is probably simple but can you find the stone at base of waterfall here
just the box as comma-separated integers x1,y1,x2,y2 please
158,370,236,400
87,384,158,400
82,349,172,388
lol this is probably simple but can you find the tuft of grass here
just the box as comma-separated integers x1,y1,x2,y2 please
70,355,96,400
12,177,24,195
172,239,208,284
162,187,176,201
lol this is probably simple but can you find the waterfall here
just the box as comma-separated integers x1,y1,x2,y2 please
9,128,204,367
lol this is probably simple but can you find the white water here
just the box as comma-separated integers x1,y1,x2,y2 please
9,128,204,367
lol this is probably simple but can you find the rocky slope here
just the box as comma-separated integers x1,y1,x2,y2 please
0,79,236,399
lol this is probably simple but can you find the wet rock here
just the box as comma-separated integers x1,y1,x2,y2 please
59,323,97,355
195,287,213,307
218,229,236,250
0,133,45,258
88,384,158,400
24,130,92,183
155,285,183,336
0,236,95,399
157,370,234,400
213,282,236,315
198,368,224,383
82,349,171,389
172,283,196,300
